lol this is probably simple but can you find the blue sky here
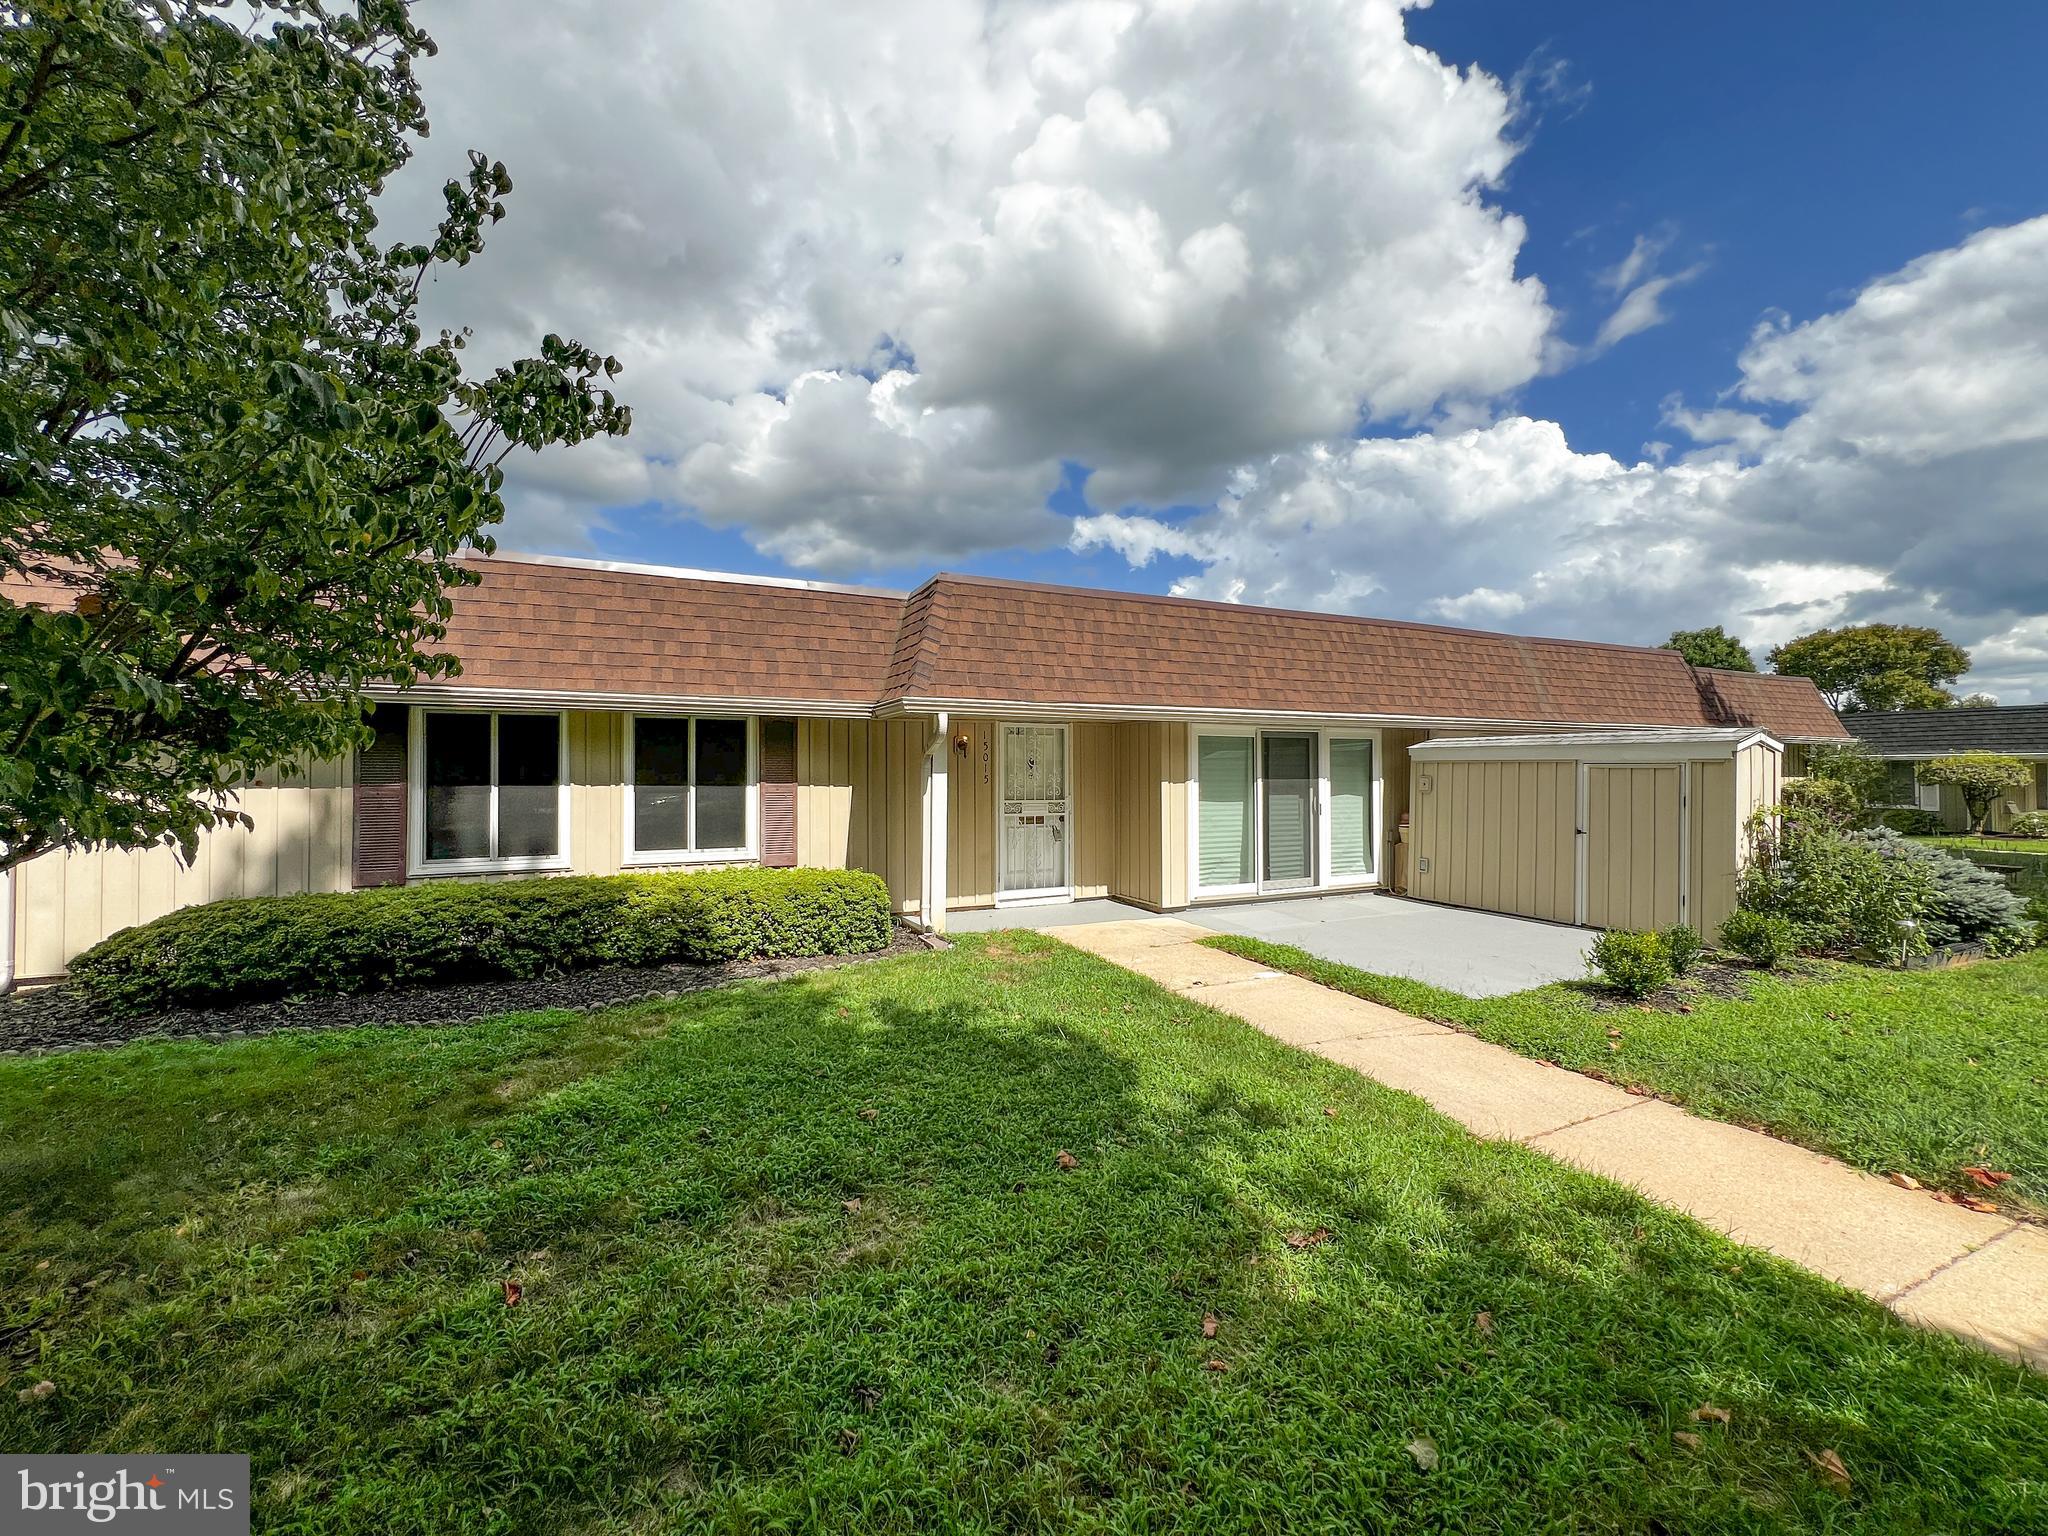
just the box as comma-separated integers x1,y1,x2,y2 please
1412,2,2048,462
400,0,2048,695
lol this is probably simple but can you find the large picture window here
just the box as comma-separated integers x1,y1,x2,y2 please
415,711,567,871
626,716,755,861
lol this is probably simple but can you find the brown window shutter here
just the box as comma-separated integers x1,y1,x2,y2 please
759,717,798,867
353,704,410,888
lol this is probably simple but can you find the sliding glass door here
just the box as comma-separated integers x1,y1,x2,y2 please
1191,727,1380,898
1327,736,1375,881
1196,735,1256,893
1261,732,1317,888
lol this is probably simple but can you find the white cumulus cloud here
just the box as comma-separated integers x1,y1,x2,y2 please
1075,216,2048,698
381,0,1555,569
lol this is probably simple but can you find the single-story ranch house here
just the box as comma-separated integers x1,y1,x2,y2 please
1833,704,2048,833
6,554,1848,985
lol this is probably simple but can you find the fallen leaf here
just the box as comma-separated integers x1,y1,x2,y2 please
851,1383,882,1411
1887,1172,1922,1190
841,1197,863,1213
489,1138,505,1149
1203,1358,1229,1373
1322,1107,1339,1118
34,1259,49,1271
1962,1197,2001,1214
1405,1437,1439,1471
1691,1404,1732,1425
1474,1311,1495,1336
1055,1149,1079,1171
502,1278,523,1307
1806,1448,1851,1494
17,1380,55,1404
857,1107,879,1122
1606,1040,1622,1052
836,1428,861,1455
1605,1026,1624,1039
1672,1431,1703,1451
1284,1226,1334,1250
1962,1166,2013,1187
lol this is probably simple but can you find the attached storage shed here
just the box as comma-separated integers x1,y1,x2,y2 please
1404,729,1782,937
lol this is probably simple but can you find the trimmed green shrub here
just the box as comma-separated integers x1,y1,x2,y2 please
1720,910,1796,968
1589,929,1673,999
68,868,895,1015
2009,810,2048,839
1876,807,1943,836
1659,923,1705,978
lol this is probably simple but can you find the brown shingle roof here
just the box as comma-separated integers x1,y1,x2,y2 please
433,556,905,706
872,574,1849,737
3,550,1848,739
1690,667,1850,740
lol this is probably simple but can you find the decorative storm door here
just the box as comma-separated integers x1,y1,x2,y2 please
998,723,1069,899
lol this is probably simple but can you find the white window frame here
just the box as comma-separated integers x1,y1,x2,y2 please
408,707,572,877
622,713,759,867
1190,725,1259,898
1186,724,1385,899
1320,731,1382,888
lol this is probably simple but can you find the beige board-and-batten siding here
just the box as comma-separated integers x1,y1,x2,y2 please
11,756,355,981
793,717,1186,913
18,709,705,977
1407,759,1579,924
1408,736,1780,939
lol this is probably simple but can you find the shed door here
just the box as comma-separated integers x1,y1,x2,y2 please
1585,765,1684,930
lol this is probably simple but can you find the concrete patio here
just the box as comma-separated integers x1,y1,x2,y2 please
949,890,1595,998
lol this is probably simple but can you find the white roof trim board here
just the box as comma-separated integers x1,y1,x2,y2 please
1409,728,1781,762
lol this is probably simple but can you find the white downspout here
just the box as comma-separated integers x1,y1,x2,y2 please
922,711,950,935
0,864,14,995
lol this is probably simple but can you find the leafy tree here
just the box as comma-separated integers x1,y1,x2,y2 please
1917,754,2032,834
1767,624,1969,713
1,2,631,872
1660,624,1755,672
1959,693,1999,709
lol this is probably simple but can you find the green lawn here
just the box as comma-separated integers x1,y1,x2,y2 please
1203,936,2048,1214
3,935,2044,1533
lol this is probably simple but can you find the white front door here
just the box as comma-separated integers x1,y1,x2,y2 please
998,723,1069,899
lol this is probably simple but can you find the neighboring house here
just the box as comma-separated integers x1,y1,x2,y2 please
1834,705,2048,833
6,554,1848,982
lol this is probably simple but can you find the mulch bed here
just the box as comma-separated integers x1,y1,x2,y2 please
1577,958,1767,1014
0,924,941,1058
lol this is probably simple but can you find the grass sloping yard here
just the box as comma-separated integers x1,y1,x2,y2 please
1203,935,2048,1214
1,934,2043,1532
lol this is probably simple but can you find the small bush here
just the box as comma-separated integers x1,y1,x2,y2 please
69,868,896,1015
1589,929,1674,999
2009,810,2048,839
1660,923,1705,977
1780,775,1862,827
1738,806,1936,959
1720,910,1796,968
1876,807,1943,837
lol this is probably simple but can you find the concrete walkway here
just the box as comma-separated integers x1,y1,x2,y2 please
1054,916,2048,1370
